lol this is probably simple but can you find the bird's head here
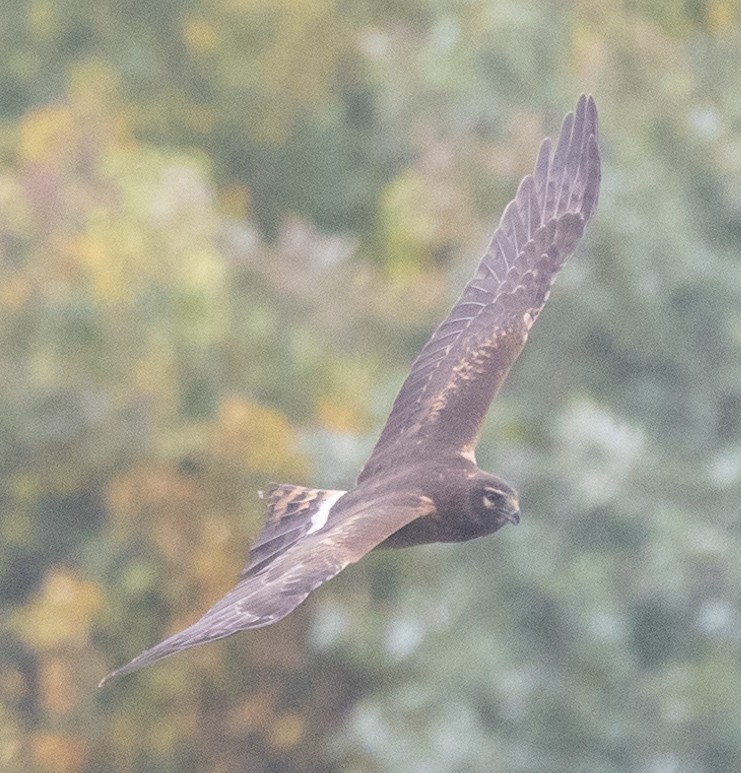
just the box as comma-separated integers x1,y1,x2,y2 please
470,472,521,533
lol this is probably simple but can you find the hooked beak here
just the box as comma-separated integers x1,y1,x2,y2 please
505,495,521,525
505,508,521,526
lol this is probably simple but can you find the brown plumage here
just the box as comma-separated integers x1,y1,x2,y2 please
100,95,600,686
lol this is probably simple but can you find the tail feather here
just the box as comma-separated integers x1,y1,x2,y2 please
243,484,346,577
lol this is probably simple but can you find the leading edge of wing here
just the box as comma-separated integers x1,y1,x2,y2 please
99,489,434,685
358,96,600,483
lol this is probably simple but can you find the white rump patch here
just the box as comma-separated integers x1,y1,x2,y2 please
307,490,345,535
461,447,477,465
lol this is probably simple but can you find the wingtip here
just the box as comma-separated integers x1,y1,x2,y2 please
575,93,587,125
98,668,121,689
98,659,139,688
585,94,599,141
582,133,601,218
570,94,598,129
574,94,598,140
557,108,575,146
97,636,183,687
534,136,552,193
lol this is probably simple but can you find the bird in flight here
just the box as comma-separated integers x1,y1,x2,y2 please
101,95,600,685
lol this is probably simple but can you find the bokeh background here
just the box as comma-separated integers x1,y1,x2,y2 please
1,1,740,771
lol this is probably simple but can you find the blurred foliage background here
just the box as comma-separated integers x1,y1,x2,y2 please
1,1,740,771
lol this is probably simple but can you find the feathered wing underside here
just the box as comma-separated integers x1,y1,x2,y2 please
358,95,601,483
99,489,434,685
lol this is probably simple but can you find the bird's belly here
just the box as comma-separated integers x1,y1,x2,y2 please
379,511,482,549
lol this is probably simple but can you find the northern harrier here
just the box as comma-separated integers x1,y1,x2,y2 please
101,95,600,685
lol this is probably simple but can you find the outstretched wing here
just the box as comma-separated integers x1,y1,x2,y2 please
358,95,600,483
99,489,433,685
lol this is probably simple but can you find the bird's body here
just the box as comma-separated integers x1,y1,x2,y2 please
101,95,600,686
376,454,520,548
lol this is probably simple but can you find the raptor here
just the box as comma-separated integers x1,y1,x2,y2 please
101,95,600,685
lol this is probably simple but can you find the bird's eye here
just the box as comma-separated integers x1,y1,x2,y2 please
483,490,503,508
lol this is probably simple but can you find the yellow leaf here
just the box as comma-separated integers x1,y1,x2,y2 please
183,16,218,54
269,712,305,749
218,184,252,219
709,1,734,33
14,568,102,651
20,106,75,164
212,397,307,478
33,732,89,773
